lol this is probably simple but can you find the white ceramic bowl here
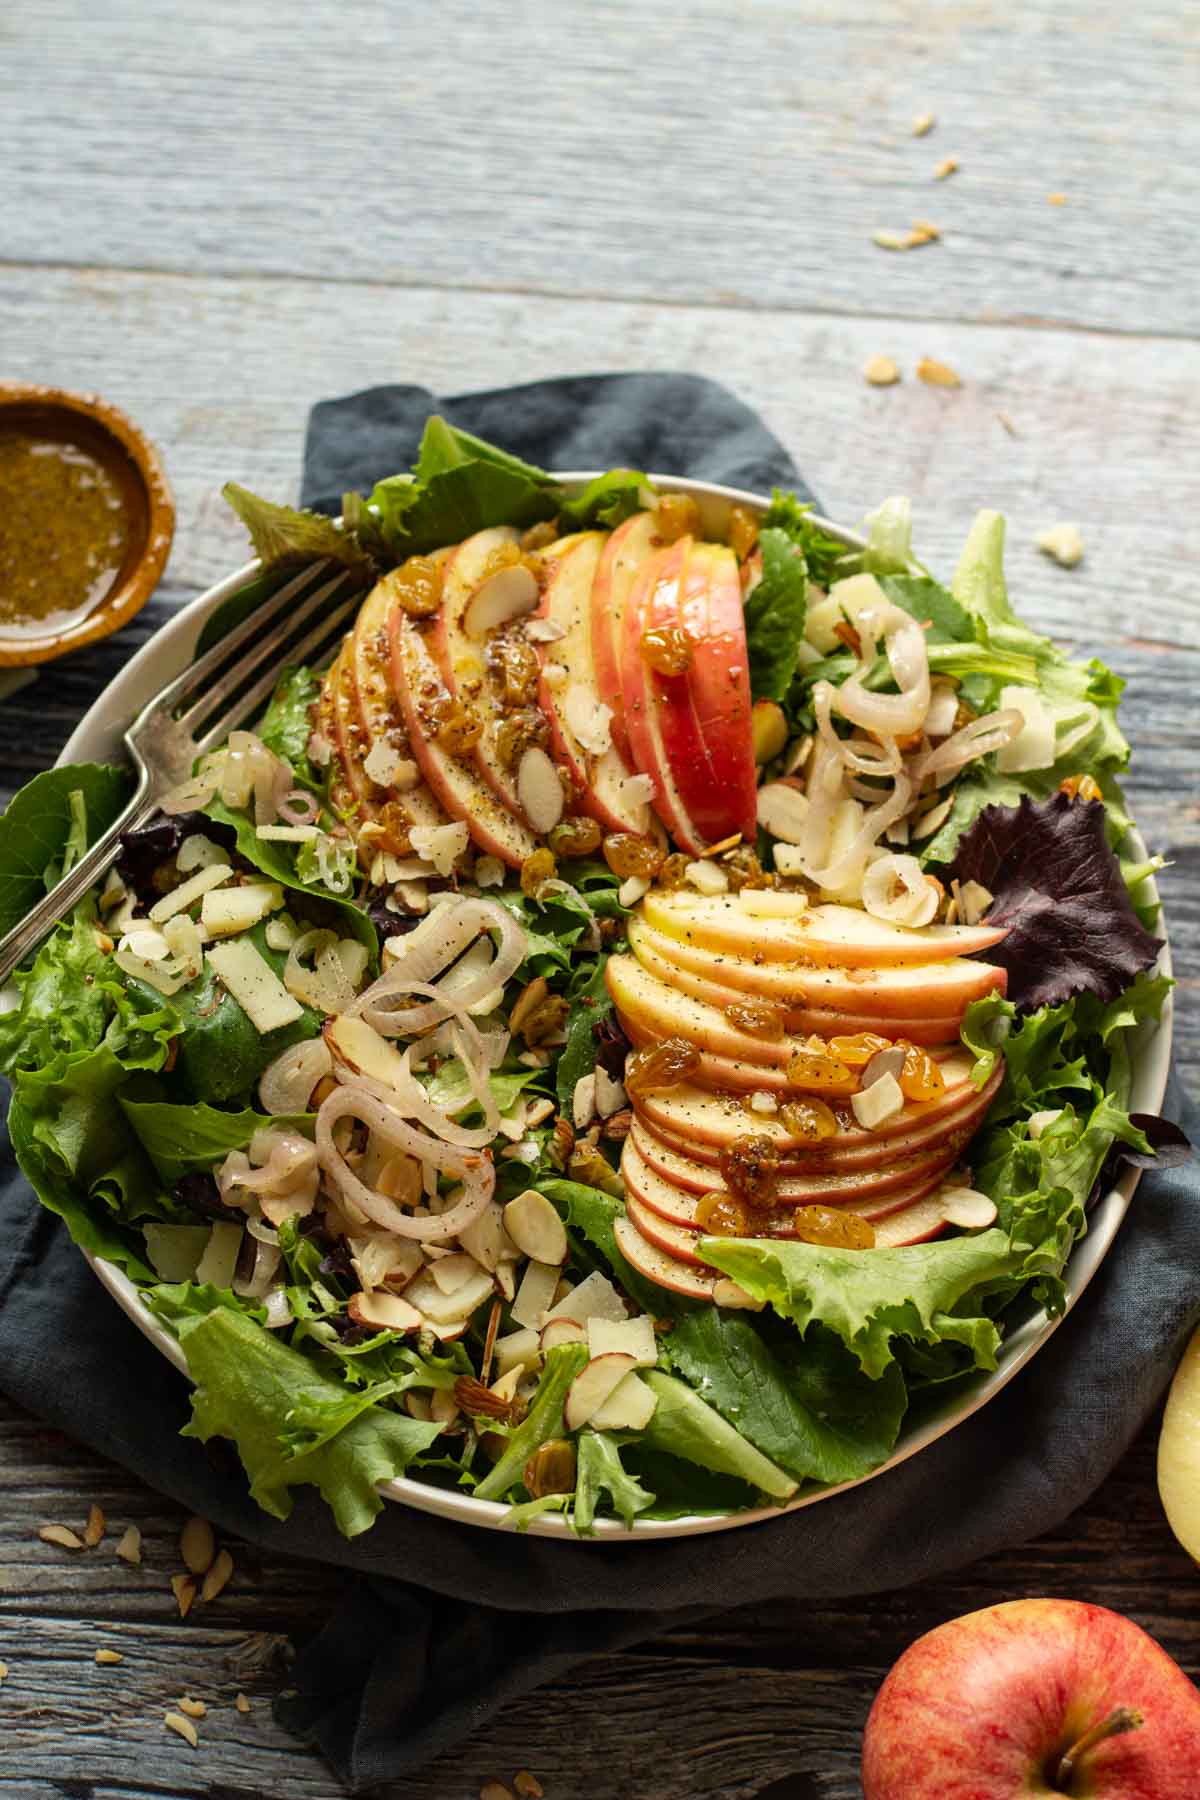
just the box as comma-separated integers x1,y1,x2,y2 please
59,474,1172,1540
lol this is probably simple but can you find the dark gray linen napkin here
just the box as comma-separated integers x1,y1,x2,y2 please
1,375,1197,1793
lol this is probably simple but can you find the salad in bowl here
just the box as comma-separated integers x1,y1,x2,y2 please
0,420,1174,1538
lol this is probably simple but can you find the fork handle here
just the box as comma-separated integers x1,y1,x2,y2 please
0,775,156,988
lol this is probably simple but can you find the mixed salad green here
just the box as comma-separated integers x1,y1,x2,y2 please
0,419,1179,1538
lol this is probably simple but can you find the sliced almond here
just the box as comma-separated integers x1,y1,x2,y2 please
235,1693,252,1715
756,781,810,845
348,1290,424,1334
864,354,901,387
572,1073,597,1131
39,1524,84,1550
713,1278,766,1311
463,564,540,636
516,745,565,833
95,1648,124,1665
164,1711,199,1748
171,1573,198,1619
200,1548,234,1604
115,1525,142,1566
860,1046,907,1090
939,1186,999,1228
917,356,962,389
177,1697,207,1719
180,1516,216,1577
83,1504,106,1548
504,1190,568,1266
514,1774,545,1800
685,859,729,895
594,1068,627,1118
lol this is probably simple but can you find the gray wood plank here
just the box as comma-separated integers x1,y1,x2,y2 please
1,1391,1194,1800
4,0,1200,337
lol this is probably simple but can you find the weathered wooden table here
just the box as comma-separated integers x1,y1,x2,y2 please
2,3,1198,1794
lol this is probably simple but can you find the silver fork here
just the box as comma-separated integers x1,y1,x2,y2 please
0,560,364,986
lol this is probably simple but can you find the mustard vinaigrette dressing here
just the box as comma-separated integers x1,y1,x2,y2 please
0,415,143,638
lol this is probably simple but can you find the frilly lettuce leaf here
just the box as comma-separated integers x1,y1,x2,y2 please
559,470,648,531
573,1430,655,1531
761,489,849,588
473,1343,589,1504
221,483,375,579
949,792,1161,1009
370,415,557,555
175,1306,442,1535
698,1232,1025,1380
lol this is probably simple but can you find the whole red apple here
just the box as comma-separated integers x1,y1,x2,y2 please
861,1598,1200,1798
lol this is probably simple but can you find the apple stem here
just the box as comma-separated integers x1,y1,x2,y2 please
1054,1706,1144,1788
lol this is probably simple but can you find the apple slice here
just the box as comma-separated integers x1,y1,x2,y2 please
628,915,1006,1020
622,536,754,846
590,509,662,766
737,892,1007,964
618,539,711,853
350,577,452,831
348,1290,424,1333
608,954,857,1078
387,584,538,867
613,1213,717,1300
626,917,960,1047
588,1371,658,1431
678,540,758,843
626,1193,715,1267
540,1316,587,1349
426,525,534,825
563,1353,639,1431
628,1121,959,1207
532,531,655,835
634,1055,997,1156
322,640,380,821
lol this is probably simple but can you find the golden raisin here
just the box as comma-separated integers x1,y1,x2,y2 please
640,626,694,677
434,700,483,757
524,1439,576,1498
495,707,549,770
897,1042,946,1103
393,554,444,618
695,1191,753,1236
520,848,557,897
480,541,522,580
548,816,603,859
792,1206,876,1249
655,853,691,891
719,1135,781,1205
724,999,786,1040
625,1037,701,1097
487,633,541,708
567,1141,625,1196
785,1050,857,1096
654,493,701,543
1060,772,1103,803
826,1032,893,1069
376,801,413,856
779,1097,840,1143
521,995,571,1047
603,833,666,880
723,846,772,892
520,519,560,552
727,505,760,561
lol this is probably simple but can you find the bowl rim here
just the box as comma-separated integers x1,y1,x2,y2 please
56,469,1172,1542
0,381,175,668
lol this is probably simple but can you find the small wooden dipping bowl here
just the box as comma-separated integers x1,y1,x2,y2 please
0,382,175,668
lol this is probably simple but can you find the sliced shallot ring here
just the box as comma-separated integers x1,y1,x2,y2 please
911,709,1024,787
808,773,913,892
278,787,320,826
259,1037,332,1115
836,603,930,740
315,1085,494,1242
814,682,901,777
353,897,526,1035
